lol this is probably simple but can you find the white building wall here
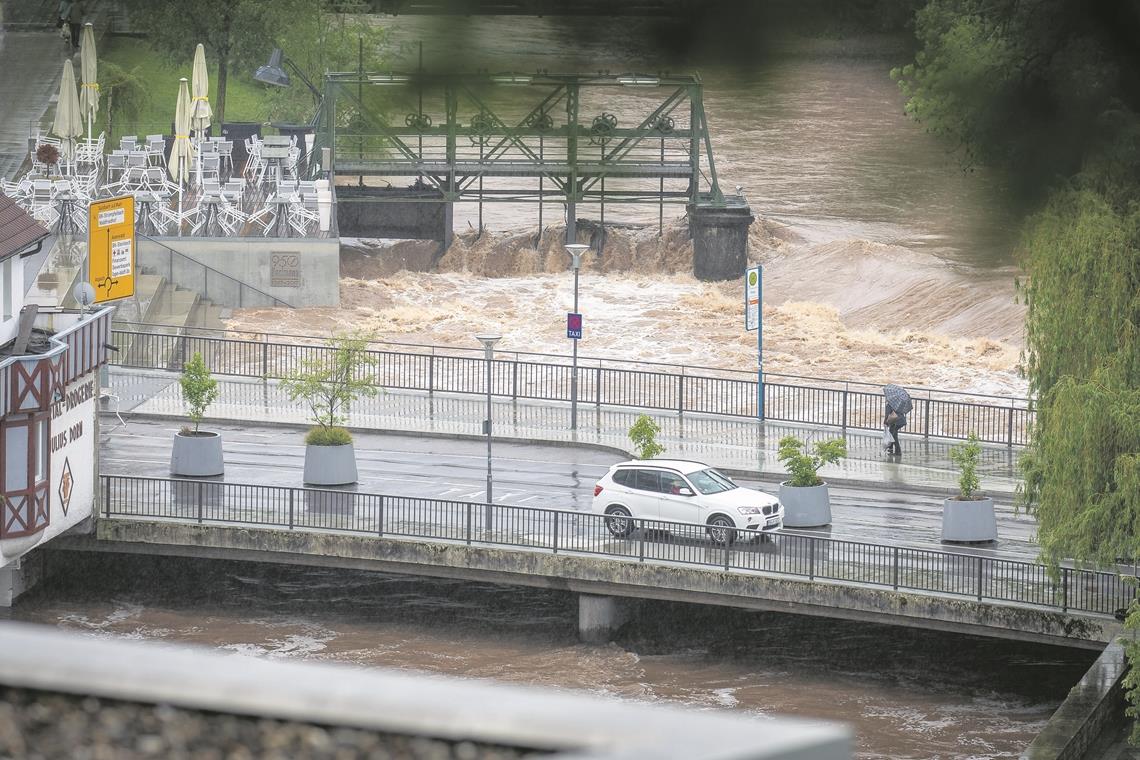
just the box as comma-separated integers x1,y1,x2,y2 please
0,372,97,568
0,254,25,345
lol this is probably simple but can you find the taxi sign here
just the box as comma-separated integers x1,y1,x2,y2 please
567,312,583,340
87,195,136,303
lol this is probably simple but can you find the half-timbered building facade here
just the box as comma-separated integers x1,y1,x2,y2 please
1,197,114,601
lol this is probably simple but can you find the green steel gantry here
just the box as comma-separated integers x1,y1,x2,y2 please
313,71,725,235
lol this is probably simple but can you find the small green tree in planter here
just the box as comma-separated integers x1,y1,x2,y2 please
170,352,224,477
629,414,665,459
943,433,996,543
280,333,378,486
776,435,847,528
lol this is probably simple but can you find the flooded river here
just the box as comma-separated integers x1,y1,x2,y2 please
15,553,1094,759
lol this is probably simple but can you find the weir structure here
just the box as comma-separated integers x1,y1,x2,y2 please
315,69,752,280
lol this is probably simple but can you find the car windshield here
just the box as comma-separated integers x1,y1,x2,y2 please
687,468,738,495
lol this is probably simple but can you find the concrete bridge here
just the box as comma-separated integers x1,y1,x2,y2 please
56,474,1125,650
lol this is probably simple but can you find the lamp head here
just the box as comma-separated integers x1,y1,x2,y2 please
254,49,290,88
564,243,589,270
475,333,502,351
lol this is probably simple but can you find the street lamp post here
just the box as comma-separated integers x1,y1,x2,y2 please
565,243,589,431
475,333,502,528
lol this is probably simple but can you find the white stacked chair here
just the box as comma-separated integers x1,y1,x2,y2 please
105,152,128,188
145,135,166,167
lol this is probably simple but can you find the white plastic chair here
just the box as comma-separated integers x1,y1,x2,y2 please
146,135,166,166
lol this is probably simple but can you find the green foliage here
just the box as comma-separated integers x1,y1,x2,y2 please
777,436,847,487
892,0,1140,187
948,433,982,500
261,8,389,124
1018,186,1140,397
304,426,353,447
628,415,664,460
179,352,218,434
121,0,319,123
279,333,379,441
98,60,149,143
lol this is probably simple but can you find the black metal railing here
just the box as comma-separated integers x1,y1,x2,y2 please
103,475,1128,617
109,326,1034,445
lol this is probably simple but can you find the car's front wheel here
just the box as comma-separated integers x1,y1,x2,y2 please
604,505,635,539
707,515,736,546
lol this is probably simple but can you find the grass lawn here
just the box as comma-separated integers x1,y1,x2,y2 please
96,36,272,140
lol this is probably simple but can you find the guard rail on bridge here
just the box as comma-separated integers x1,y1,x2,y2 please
109,326,1035,446
102,475,1128,619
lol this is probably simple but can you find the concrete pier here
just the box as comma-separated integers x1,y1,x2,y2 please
578,594,629,643
0,551,44,607
688,199,754,281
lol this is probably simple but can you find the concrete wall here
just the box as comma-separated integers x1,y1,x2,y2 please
139,237,340,308
1020,640,1129,760
64,520,1121,649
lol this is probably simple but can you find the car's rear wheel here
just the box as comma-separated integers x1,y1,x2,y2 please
707,515,736,545
604,506,635,539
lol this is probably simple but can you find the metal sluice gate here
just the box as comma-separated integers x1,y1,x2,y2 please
310,69,726,236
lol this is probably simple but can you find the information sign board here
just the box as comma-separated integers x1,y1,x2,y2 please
87,196,136,303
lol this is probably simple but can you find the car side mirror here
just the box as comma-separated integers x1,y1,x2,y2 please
678,487,694,497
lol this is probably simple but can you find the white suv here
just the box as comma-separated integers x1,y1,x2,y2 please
591,459,783,544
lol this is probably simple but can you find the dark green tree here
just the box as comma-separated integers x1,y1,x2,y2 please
120,0,318,125
894,0,1140,737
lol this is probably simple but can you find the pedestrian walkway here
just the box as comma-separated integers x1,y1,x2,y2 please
0,0,113,179
0,26,70,180
107,367,1023,498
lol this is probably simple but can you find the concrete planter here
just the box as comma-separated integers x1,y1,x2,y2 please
779,482,831,528
942,497,997,543
303,443,357,486
170,431,224,477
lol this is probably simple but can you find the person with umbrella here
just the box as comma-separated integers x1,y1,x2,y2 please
883,384,912,457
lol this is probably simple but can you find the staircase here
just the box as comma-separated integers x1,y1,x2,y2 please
26,239,228,370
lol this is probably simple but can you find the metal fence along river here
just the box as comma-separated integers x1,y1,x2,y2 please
103,475,1128,618
110,326,1035,446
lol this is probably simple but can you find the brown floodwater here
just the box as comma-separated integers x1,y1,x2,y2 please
13,553,1096,760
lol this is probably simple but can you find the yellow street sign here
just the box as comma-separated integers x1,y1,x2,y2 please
87,195,136,303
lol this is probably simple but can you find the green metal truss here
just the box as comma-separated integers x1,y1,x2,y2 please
313,71,725,211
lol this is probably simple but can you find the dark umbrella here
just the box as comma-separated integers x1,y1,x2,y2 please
883,384,913,415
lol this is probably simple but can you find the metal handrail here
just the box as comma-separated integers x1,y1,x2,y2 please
138,234,293,308
100,474,1128,618
108,327,1036,445
110,320,1030,405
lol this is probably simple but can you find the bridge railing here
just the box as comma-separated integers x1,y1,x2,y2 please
109,327,1035,446
102,475,1128,617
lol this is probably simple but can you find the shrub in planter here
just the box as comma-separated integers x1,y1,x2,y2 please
170,352,223,477
280,333,379,485
943,433,996,543
777,436,847,487
628,414,665,459
776,435,847,528
305,426,353,447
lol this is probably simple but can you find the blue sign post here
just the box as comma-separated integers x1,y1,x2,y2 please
567,312,583,340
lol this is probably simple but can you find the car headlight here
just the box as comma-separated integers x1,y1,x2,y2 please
737,506,766,514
